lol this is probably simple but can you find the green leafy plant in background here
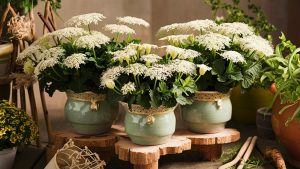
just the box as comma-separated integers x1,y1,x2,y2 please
260,33,300,125
205,0,276,41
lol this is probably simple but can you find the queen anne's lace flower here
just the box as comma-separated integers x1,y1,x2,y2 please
196,33,231,51
104,24,136,35
125,43,158,55
220,51,245,63
170,59,196,75
126,63,148,76
185,19,217,34
215,22,254,37
50,27,88,39
121,82,136,95
144,64,173,80
110,48,137,63
235,35,274,57
17,45,45,61
140,54,161,64
40,47,65,61
75,31,110,49
156,23,186,37
163,45,200,60
100,66,126,87
63,53,87,69
65,13,106,27
34,57,59,77
159,34,195,46
117,16,150,27
197,64,212,75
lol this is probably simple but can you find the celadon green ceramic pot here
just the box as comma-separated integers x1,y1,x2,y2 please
122,103,176,145
65,91,117,135
182,91,232,133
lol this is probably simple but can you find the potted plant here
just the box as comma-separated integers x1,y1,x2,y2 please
157,20,273,133
17,13,151,135
0,100,38,169
205,0,276,125
260,34,300,167
100,42,198,145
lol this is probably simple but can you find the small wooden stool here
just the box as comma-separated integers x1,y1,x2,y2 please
114,126,240,169
115,136,191,169
46,129,118,162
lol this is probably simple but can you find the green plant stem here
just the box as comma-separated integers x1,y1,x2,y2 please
153,78,157,89
288,48,300,75
92,48,97,59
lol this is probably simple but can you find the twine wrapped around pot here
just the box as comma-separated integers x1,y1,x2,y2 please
121,102,177,125
45,139,105,169
66,91,105,111
193,91,231,109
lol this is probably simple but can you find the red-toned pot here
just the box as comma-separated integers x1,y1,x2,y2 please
272,98,300,167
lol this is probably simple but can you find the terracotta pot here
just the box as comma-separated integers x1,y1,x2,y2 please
256,107,275,139
272,98,300,168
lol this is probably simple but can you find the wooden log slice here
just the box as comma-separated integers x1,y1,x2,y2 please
115,136,191,168
175,128,240,145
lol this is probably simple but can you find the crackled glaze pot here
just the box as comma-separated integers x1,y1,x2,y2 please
182,91,232,133
122,103,176,145
64,91,118,135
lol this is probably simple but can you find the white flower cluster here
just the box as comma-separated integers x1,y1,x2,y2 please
144,64,173,80
159,34,195,46
39,47,65,61
75,31,110,49
170,59,196,75
117,16,150,27
197,64,212,75
235,35,274,57
157,19,216,37
164,45,200,60
125,63,147,76
65,13,106,27
121,82,136,95
196,33,231,51
220,51,245,63
215,22,254,37
100,66,126,87
125,43,158,55
110,48,137,63
185,19,217,33
17,45,45,61
50,27,88,40
140,54,161,64
63,53,87,69
104,24,136,35
34,57,59,77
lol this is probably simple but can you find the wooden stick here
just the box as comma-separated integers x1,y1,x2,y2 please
264,147,287,169
20,86,26,111
237,136,258,169
43,0,51,34
38,12,53,32
49,6,57,30
39,87,52,143
48,18,56,31
29,9,36,42
8,3,17,17
0,4,10,38
218,137,252,169
27,85,40,147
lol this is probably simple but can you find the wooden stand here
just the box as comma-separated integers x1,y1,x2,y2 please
176,129,240,161
115,136,191,169
46,129,118,162
114,126,240,169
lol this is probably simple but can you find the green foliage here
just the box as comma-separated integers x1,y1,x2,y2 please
0,100,39,150
205,0,276,41
260,33,300,123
